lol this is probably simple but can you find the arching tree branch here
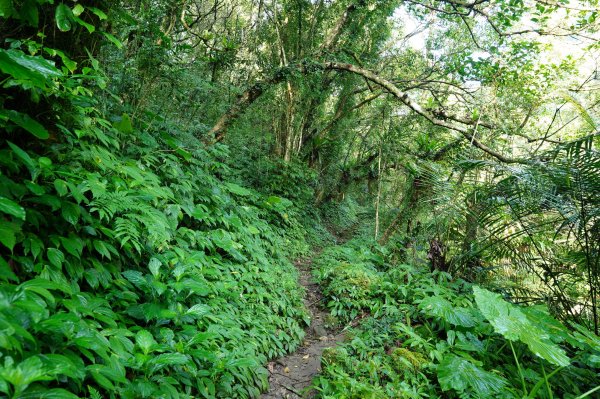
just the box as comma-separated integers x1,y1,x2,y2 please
207,61,527,164
324,62,524,163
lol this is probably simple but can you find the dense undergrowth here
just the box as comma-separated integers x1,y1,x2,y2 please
3,124,315,398
0,108,311,398
312,240,600,399
0,5,311,398
1,2,599,399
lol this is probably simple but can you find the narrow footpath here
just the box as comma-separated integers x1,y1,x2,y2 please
261,257,346,399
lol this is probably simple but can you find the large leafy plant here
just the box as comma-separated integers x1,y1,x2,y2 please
313,241,600,399
0,3,309,398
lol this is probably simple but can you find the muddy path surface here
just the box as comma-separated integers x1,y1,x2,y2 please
261,257,345,399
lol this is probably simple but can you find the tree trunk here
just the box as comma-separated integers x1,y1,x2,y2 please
374,145,383,239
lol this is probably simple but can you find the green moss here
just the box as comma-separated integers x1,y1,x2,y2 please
390,347,428,372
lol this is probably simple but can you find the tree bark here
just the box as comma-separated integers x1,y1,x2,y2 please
206,81,271,143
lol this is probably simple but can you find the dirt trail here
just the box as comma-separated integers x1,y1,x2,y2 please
261,257,345,399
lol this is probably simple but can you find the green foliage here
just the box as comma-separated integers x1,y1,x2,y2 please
313,241,600,398
453,136,600,331
0,5,309,398
437,355,508,397
320,196,363,236
1,0,599,398
0,110,308,398
473,286,570,367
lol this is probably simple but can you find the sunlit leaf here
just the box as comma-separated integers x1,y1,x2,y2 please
473,286,570,366
135,330,157,355
0,196,26,220
438,355,508,396
72,4,84,17
55,3,73,32
419,296,476,327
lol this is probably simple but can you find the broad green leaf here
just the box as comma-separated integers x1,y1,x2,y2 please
226,357,256,368
55,3,73,32
0,356,50,394
87,361,127,386
27,235,44,260
114,113,133,134
147,353,189,372
473,286,570,366
0,196,25,220
175,147,192,161
89,370,114,390
88,7,107,20
0,377,8,394
225,182,252,196
186,304,211,317
106,356,127,383
47,248,65,268
72,4,84,17
520,332,572,368
419,296,476,327
18,388,79,399
74,16,95,33
135,330,157,355
522,305,570,343
39,354,85,380
151,279,167,295
571,323,600,350
102,32,123,49
122,270,146,288
38,157,52,169
25,181,45,196
0,49,61,89
93,240,111,259
0,220,19,250
266,196,282,204
65,181,85,204
44,48,77,72
180,279,211,296
187,332,220,347
20,277,71,295
438,355,508,396
61,202,80,225
210,229,234,251
473,286,527,340
59,236,83,258
54,179,69,196
4,110,49,139
192,206,208,220
149,257,161,277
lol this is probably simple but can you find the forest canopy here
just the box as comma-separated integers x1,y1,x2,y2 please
0,0,599,398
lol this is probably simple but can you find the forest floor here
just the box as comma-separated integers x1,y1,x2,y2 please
260,256,346,399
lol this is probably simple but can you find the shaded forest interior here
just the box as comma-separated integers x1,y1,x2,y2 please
0,1,599,398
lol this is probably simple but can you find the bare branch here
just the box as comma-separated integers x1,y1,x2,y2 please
208,61,527,164
325,62,525,163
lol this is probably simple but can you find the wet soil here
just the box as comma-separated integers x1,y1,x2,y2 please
260,257,345,399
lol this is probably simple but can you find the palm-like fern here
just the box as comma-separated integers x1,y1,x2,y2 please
457,136,600,332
